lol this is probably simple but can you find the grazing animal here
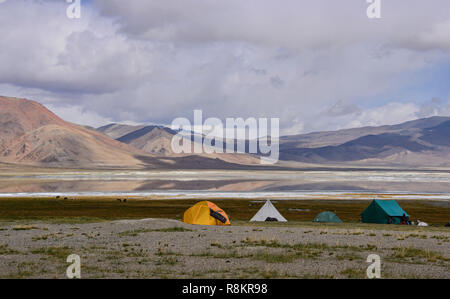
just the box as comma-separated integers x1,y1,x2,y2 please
417,220,429,227
117,198,122,202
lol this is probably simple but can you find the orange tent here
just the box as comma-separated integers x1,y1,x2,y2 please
183,201,230,226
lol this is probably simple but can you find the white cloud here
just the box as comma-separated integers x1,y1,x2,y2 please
416,97,450,118
45,104,113,128
296,99,450,133
0,0,449,133
94,0,450,52
349,102,420,128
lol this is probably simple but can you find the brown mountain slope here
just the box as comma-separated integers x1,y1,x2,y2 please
0,96,261,169
123,127,175,156
98,123,262,164
110,125,264,165
0,96,146,168
0,96,65,152
99,124,179,156
278,117,450,167
97,123,147,139
280,116,450,149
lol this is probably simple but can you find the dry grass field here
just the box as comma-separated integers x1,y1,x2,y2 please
0,218,449,279
0,197,448,279
0,197,448,225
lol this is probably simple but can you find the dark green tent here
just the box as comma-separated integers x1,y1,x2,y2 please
313,211,343,223
361,199,409,224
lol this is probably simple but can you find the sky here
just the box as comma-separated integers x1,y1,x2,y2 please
0,0,449,135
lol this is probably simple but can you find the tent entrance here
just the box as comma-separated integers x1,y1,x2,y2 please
210,209,227,223
265,217,278,222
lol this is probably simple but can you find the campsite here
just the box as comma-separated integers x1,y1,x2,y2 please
0,196,449,279
1,0,450,284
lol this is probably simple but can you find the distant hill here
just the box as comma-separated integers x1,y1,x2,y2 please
419,120,450,147
0,96,147,168
4,95,447,169
279,116,450,167
0,96,258,169
98,123,187,156
97,115,450,168
97,123,147,140
116,126,178,156
279,116,450,149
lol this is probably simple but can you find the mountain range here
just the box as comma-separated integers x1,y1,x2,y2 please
0,96,146,168
99,114,450,168
98,124,177,156
278,117,450,167
0,96,257,169
1,96,450,169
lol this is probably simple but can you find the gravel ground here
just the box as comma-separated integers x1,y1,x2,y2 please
0,219,449,279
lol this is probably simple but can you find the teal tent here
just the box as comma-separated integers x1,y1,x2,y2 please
361,199,409,224
313,211,343,223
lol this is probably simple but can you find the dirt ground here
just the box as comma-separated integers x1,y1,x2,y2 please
0,219,448,279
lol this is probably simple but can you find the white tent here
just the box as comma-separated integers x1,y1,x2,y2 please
250,200,287,222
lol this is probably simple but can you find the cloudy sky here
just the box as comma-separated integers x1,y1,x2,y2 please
0,0,449,134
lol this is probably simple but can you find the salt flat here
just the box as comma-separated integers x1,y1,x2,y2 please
1,169,450,194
